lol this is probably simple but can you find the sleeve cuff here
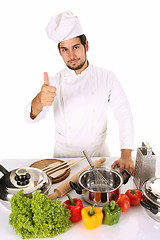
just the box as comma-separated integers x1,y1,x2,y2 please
24,101,50,123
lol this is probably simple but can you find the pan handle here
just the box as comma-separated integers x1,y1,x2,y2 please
0,164,9,175
121,169,130,184
140,200,158,214
69,181,82,194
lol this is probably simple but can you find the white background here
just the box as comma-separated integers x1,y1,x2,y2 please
0,0,160,161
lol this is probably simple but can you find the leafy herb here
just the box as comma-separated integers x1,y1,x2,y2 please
9,190,71,239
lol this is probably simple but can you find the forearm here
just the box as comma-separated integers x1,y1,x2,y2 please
30,93,43,119
120,149,132,159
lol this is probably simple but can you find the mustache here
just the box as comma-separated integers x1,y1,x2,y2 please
68,58,80,62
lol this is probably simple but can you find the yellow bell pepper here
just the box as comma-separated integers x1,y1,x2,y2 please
81,203,103,230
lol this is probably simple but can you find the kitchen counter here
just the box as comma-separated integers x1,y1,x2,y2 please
0,157,160,240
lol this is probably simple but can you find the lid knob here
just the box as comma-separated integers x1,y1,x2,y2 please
15,168,31,186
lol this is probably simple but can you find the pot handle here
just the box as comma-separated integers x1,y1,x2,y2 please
121,169,130,184
69,181,82,195
0,164,9,175
0,183,8,201
140,200,158,214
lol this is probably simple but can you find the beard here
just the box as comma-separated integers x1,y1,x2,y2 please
66,52,87,71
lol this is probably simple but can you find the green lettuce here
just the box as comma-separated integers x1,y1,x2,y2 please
9,190,71,239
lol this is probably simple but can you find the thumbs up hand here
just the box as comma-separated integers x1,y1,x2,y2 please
40,72,57,106
30,72,56,119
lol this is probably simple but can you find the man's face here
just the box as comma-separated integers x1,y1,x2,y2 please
59,37,88,74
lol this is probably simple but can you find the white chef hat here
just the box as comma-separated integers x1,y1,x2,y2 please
46,10,84,43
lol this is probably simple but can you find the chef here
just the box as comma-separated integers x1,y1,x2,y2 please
25,10,135,175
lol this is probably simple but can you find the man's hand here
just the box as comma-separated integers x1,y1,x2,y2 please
40,72,57,106
30,72,56,119
111,149,135,176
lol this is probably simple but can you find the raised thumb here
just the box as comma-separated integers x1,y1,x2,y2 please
44,72,49,85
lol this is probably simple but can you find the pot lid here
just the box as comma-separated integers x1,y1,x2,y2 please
147,177,160,198
142,176,160,207
0,167,52,202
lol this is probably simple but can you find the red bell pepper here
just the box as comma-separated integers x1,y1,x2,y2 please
125,189,142,206
116,194,130,212
64,193,83,222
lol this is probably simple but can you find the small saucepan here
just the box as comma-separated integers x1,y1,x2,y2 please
0,164,52,209
141,176,160,222
70,167,130,206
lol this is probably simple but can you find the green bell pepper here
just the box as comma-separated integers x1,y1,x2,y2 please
102,200,121,225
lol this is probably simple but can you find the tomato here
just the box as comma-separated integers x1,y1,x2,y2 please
116,194,130,212
125,189,142,206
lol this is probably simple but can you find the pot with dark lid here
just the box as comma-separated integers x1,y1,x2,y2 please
141,176,160,222
0,164,52,209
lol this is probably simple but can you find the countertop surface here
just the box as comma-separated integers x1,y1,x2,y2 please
0,156,160,240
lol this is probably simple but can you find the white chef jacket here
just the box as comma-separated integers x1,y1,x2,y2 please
25,64,134,158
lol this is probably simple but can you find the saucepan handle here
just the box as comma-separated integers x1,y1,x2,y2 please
140,200,158,215
69,181,82,194
0,164,9,175
121,169,130,184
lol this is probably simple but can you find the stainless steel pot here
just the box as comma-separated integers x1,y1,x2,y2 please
0,164,52,209
141,176,160,222
70,167,130,206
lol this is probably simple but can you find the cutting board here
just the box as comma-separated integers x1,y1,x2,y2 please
29,159,70,183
